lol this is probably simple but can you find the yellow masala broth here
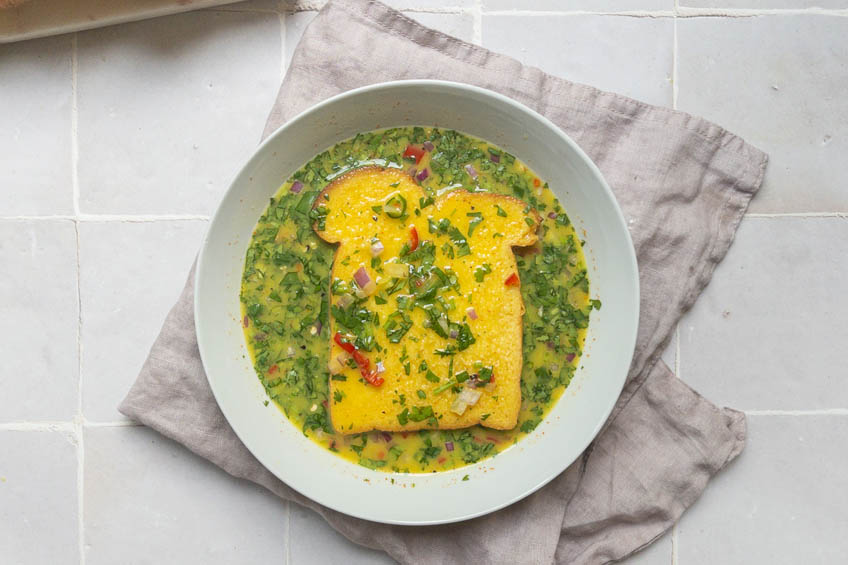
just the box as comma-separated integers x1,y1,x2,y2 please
240,127,598,473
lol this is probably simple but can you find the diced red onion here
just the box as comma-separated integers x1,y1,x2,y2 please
357,280,377,297
290,180,304,194
416,168,429,181
328,356,344,374
375,361,386,374
466,307,478,320
450,397,468,415
336,294,354,309
458,388,482,406
548,212,557,220
243,315,249,328
489,152,500,163
445,441,454,452
423,141,434,151
546,341,556,350
464,164,478,180
566,353,576,363
382,432,393,442
449,328,458,339
353,266,371,289
384,262,409,279
371,240,384,257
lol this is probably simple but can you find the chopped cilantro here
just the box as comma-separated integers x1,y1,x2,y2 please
474,263,492,282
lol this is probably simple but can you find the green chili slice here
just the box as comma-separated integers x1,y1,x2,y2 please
384,194,407,218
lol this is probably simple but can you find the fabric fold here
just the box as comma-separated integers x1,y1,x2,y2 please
121,0,767,563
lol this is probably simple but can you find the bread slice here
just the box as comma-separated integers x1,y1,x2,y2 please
313,167,539,433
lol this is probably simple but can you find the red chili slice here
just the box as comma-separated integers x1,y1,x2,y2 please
403,144,426,165
362,369,384,387
409,226,419,252
504,272,520,286
533,178,541,187
333,332,383,386
351,349,370,372
268,364,278,375
334,332,355,354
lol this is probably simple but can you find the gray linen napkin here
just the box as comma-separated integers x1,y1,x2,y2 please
120,1,768,563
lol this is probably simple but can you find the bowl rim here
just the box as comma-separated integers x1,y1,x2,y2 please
195,79,639,525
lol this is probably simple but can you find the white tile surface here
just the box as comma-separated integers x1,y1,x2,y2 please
660,325,677,373
0,220,78,422
84,426,288,564
289,503,397,565
281,0,474,10
79,220,206,422
679,217,848,411
0,35,73,215
406,11,476,42
677,15,848,213
76,10,281,215
0,430,78,564
682,0,848,7
482,14,674,106
678,415,848,563
285,9,473,68
2,3,847,564
484,0,672,10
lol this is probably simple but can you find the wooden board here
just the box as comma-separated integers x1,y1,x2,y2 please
0,0,241,43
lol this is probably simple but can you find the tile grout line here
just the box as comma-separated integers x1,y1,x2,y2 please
71,33,80,219
672,0,679,111
746,408,848,416
279,1,287,85
677,6,848,17
746,212,847,218
71,31,86,565
83,420,142,428
0,422,76,432
485,9,676,17
672,523,679,565
472,0,483,45
482,8,848,17
285,500,292,565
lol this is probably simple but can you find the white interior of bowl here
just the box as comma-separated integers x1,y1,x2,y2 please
195,80,639,525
